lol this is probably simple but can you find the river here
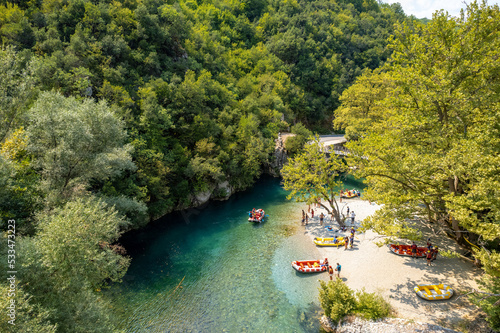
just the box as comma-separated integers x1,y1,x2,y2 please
108,175,364,332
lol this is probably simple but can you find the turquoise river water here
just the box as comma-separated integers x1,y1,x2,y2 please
109,175,364,332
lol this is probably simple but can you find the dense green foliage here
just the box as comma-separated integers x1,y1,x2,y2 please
335,1,500,328
319,279,391,323
0,0,408,221
283,122,312,156
0,0,413,330
281,136,348,224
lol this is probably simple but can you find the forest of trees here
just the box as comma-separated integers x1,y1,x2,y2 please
335,1,500,328
0,0,413,331
3,0,498,330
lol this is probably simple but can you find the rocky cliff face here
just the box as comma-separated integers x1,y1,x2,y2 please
268,134,288,176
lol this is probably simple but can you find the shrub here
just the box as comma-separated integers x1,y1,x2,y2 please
318,279,357,323
355,288,391,320
319,280,392,323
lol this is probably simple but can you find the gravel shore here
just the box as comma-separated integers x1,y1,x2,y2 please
300,198,484,330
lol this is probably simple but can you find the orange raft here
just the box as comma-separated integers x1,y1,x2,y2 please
291,259,328,273
389,244,427,258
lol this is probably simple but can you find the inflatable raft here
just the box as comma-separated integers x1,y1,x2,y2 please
341,191,358,199
314,237,346,247
248,209,265,223
414,284,453,300
389,244,427,258
291,259,328,273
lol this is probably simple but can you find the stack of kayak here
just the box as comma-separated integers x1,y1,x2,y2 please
389,244,427,258
291,259,329,273
248,208,265,223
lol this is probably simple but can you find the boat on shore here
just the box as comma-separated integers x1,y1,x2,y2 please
291,259,329,273
414,284,453,300
314,237,347,247
389,244,427,258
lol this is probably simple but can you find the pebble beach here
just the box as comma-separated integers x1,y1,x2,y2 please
298,197,485,331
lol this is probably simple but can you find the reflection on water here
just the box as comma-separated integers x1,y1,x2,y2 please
108,175,364,332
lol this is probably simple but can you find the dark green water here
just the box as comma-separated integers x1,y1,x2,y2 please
109,175,364,332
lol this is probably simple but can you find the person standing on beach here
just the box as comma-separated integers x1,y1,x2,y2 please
347,206,350,215
319,213,324,225
350,211,355,224
349,234,354,248
311,209,314,219
344,237,348,250
432,246,439,261
426,250,433,266
305,214,309,225
328,265,334,280
411,241,417,258
335,263,341,277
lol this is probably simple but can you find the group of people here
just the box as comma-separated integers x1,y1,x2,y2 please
410,238,439,266
249,208,264,221
340,189,361,199
328,262,342,279
301,201,357,281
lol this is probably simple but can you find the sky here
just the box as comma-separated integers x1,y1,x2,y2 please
382,0,500,19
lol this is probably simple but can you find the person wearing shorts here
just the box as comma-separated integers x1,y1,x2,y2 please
426,250,433,266
328,266,334,280
335,263,341,277
411,242,417,258
432,246,439,261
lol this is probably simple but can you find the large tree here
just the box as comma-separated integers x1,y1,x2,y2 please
281,136,348,225
26,91,135,204
0,46,36,143
336,1,500,327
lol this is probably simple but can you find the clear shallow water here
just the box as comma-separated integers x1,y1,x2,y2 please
109,175,364,332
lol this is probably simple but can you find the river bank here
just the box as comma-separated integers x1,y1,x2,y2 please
298,197,485,330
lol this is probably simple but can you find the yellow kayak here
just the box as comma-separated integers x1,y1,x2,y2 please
414,284,453,301
314,237,346,247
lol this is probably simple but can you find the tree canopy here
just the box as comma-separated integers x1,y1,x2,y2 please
281,136,348,224
0,0,415,331
335,1,500,327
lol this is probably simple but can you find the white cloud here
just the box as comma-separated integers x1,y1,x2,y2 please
382,0,500,19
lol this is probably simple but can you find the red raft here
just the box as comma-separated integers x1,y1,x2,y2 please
389,244,427,258
291,259,328,273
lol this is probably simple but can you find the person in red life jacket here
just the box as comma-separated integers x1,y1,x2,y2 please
426,250,433,266
411,241,418,258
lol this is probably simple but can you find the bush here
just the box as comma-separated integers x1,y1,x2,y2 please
355,288,391,320
472,274,500,330
319,280,392,323
319,279,357,323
